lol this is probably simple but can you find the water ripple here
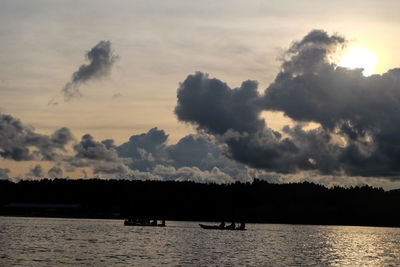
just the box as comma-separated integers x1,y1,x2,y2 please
1,217,400,266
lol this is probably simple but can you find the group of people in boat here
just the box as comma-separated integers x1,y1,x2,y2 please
218,221,245,230
124,218,246,230
124,218,166,226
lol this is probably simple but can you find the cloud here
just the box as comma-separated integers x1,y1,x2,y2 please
66,134,132,175
74,134,119,161
115,128,250,179
116,169,162,181
0,113,74,161
174,72,305,173
0,113,342,184
28,164,45,178
174,29,400,178
280,29,345,76
152,165,235,183
63,40,118,100
66,127,250,181
175,72,263,135
116,165,236,184
48,165,64,178
118,127,168,158
117,127,168,171
6,27,400,184
263,30,400,176
93,162,131,175
0,168,10,180
166,134,248,178
166,134,223,169
0,113,249,182
51,127,74,148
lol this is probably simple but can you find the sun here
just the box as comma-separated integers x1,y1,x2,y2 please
338,45,378,76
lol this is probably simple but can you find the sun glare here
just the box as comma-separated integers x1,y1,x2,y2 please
338,46,378,76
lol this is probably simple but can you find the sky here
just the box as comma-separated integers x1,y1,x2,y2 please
1,0,400,189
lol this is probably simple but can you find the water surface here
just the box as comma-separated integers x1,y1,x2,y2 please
1,217,399,266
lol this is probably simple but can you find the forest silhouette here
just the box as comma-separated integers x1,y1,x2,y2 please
1,179,399,227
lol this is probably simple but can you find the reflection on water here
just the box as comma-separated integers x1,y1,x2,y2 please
1,217,399,266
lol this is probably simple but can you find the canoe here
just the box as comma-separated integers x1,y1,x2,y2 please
199,224,223,229
199,224,246,230
124,221,165,227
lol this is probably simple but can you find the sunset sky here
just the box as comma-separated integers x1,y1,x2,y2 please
1,0,400,189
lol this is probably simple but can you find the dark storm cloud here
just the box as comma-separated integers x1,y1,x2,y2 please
48,165,63,178
101,139,117,149
0,112,247,181
0,113,74,161
65,134,133,175
68,129,241,180
0,168,10,180
115,128,248,180
281,30,345,75
264,30,400,176
63,40,118,100
175,29,400,178
93,163,130,175
0,113,31,160
28,164,45,178
174,72,302,173
218,125,341,174
117,127,168,171
166,134,222,169
51,127,74,147
166,134,247,177
175,72,264,135
151,165,235,184
118,127,168,158
74,134,119,161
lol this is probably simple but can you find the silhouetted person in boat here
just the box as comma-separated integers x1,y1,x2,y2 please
238,222,245,230
219,221,225,229
227,222,236,230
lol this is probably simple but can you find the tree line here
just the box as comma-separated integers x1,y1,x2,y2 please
1,179,399,227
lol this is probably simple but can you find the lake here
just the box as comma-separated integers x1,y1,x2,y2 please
1,216,399,266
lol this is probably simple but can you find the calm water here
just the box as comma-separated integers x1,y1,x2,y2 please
1,217,399,266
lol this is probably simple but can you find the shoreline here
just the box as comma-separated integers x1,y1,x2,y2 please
2,214,400,229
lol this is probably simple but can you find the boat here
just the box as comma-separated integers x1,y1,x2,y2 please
199,223,246,230
199,224,224,230
124,219,166,227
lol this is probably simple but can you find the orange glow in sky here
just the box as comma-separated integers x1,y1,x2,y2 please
339,45,378,76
